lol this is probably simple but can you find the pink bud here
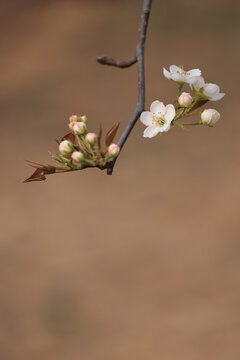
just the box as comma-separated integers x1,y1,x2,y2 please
108,143,120,157
59,140,74,155
69,115,78,123
71,151,84,163
201,109,220,125
69,121,77,131
73,122,87,136
178,92,193,107
85,132,97,146
80,115,87,124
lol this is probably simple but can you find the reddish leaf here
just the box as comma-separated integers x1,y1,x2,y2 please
23,161,57,183
97,123,102,149
23,168,46,183
61,132,77,144
105,122,120,147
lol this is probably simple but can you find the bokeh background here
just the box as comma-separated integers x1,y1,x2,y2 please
1,0,240,359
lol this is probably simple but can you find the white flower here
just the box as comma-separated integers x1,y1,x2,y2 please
59,140,74,155
188,76,225,101
163,65,201,83
178,92,193,107
140,100,176,138
201,109,220,125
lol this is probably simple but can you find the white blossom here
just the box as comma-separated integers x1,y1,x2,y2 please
140,100,176,138
163,65,201,83
188,76,225,101
178,92,193,107
201,109,220,125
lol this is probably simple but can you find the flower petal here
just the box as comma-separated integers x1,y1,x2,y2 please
143,126,160,138
172,73,186,82
170,65,181,74
188,76,205,90
209,93,225,101
186,69,202,77
164,104,176,122
140,111,153,126
150,100,165,115
163,68,171,79
203,83,220,97
159,123,171,133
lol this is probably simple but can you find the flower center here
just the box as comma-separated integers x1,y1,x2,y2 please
153,114,166,127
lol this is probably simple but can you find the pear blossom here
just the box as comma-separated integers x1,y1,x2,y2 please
201,109,220,126
59,140,74,155
188,76,225,101
163,65,201,83
108,143,120,157
178,92,193,107
140,100,176,138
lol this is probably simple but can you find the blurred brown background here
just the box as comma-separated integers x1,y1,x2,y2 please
0,0,240,359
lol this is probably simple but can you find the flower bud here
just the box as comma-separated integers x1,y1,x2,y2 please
69,121,77,131
178,92,193,107
108,143,120,157
201,109,220,126
80,115,87,124
73,122,87,135
71,151,84,163
85,132,97,146
59,140,74,155
69,115,78,123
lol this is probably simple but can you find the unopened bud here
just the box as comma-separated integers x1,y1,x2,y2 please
69,121,77,131
80,115,87,124
59,140,74,155
72,151,84,163
201,109,220,126
108,143,120,157
69,115,78,123
73,122,87,135
178,92,193,107
85,132,97,146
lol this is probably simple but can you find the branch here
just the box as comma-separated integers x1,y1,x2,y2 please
97,0,152,175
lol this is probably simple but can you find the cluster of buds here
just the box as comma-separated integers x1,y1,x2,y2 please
140,65,225,137
55,115,120,171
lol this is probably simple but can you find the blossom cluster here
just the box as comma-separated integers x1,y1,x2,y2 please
140,65,225,138
55,115,120,170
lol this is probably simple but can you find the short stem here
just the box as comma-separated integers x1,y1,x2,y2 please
174,120,202,126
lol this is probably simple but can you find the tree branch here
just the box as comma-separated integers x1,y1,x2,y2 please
97,0,152,175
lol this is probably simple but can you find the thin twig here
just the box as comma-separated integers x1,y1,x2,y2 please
97,0,152,175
